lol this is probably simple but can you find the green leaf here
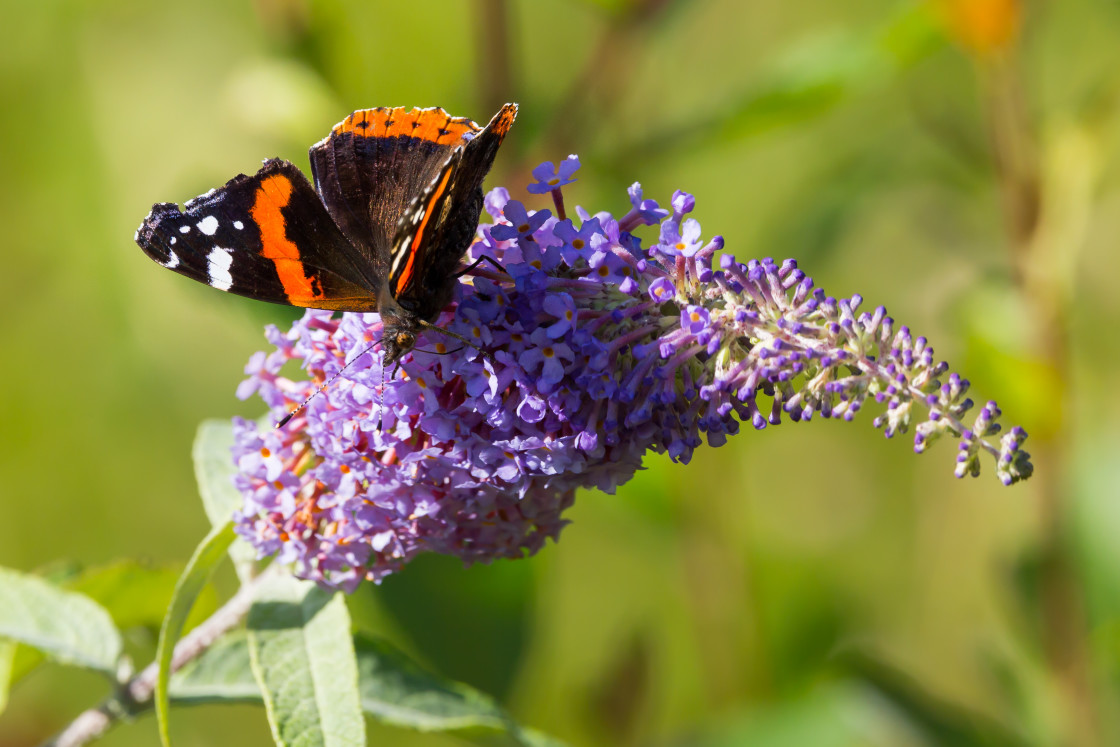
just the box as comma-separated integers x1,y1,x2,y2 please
353,634,508,732
7,643,42,689
838,651,1031,747
169,629,260,705
516,728,569,747
248,574,365,747
374,552,532,699
0,566,122,677
168,628,560,743
69,561,217,633
0,561,216,697
155,520,237,747
688,683,907,747
193,419,246,525
193,419,257,582
0,639,14,715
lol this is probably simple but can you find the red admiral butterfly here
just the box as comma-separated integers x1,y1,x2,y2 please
136,104,518,364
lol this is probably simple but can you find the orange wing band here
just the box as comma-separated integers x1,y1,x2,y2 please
251,174,323,304
332,107,479,145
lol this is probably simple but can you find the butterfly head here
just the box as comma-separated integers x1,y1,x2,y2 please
385,330,417,363
381,311,422,366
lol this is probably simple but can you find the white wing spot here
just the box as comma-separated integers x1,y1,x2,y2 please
170,237,177,245
161,250,181,270
207,247,233,291
391,237,412,275
233,220,244,230
197,216,219,235
179,225,191,234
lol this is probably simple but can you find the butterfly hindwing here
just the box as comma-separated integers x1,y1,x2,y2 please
308,107,483,267
136,159,381,311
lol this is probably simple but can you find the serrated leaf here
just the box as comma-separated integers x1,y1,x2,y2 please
0,567,122,677
155,520,237,747
248,574,365,747
169,629,260,705
194,419,257,582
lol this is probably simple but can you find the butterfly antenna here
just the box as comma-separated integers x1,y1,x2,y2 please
377,357,385,433
416,319,493,363
414,346,464,356
276,340,380,428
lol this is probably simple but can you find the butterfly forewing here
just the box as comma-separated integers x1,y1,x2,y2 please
388,148,464,300
136,159,381,311
385,103,519,318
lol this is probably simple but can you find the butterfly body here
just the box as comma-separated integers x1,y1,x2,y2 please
136,104,518,363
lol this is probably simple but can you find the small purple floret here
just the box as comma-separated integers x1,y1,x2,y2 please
527,155,580,194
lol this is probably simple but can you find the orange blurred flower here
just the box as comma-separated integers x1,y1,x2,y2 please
937,0,1022,56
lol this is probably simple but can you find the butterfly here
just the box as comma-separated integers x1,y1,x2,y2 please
135,103,517,365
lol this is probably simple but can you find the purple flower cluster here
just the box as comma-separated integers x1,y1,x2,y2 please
231,161,1033,590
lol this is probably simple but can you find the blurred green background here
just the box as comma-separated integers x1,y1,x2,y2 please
3,0,1120,744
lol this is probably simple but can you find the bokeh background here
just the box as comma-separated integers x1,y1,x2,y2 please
3,0,1120,744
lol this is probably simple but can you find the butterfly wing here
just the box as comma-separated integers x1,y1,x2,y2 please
387,103,518,319
307,106,483,272
136,159,381,311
